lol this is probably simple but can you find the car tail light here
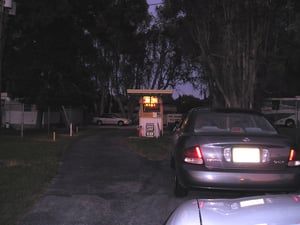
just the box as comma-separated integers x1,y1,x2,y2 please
197,200,205,209
293,195,299,202
288,148,300,167
289,149,296,161
183,146,204,164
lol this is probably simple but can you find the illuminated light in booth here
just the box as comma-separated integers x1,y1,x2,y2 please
143,96,160,112
144,103,157,107
143,96,158,107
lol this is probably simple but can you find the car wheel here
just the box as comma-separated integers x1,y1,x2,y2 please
97,120,102,125
118,121,124,126
174,175,188,197
285,119,295,128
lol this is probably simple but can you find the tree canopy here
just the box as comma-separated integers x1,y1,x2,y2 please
1,0,300,114
161,0,300,108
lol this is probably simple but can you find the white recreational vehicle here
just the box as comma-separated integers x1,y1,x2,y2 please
261,96,300,127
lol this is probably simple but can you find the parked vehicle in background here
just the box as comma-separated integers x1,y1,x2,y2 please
265,113,297,127
92,113,132,126
261,97,300,127
171,108,300,197
165,194,300,225
164,113,182,127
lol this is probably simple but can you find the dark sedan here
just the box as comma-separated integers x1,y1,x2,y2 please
172,108,300,197
165,194,300,225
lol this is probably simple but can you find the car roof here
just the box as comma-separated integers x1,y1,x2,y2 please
190,107,263,116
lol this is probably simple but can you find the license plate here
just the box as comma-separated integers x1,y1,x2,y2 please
240,198,264,208
232,147,260,163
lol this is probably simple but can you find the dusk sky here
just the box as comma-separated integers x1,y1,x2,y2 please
146,0,202,99
147,0,162,14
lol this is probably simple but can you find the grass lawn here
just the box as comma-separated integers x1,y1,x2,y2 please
126,132,173,161
0,130,76,225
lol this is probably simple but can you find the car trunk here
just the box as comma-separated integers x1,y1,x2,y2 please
194,134,293,170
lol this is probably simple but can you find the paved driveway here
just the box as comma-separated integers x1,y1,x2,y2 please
17,127,250,225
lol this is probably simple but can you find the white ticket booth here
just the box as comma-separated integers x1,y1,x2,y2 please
127,89,173,137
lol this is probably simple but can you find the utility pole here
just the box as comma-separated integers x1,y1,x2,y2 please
0,0,4,128
0,0,15,127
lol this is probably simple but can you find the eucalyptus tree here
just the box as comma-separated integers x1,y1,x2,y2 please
163,0,295,108
105,0,149,115
83,0,150,116
139,5,207,98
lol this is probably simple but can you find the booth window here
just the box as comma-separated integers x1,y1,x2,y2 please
143,96,160,112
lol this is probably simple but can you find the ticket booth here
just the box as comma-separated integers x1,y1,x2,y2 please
127,89,173,137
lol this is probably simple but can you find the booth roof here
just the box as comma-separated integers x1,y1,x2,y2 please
127,89,173,94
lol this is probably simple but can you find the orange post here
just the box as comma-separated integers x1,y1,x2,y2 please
53,131,56,142
138,126,142,137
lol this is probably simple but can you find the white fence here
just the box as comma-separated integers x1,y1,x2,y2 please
2,103,38,128
1,102,84,129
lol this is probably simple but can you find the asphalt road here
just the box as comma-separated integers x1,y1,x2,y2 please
17,126,259,225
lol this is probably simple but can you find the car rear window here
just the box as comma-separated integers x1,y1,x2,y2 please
191,112,277,134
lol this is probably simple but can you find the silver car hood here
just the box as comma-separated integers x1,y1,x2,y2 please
166,194,300,225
